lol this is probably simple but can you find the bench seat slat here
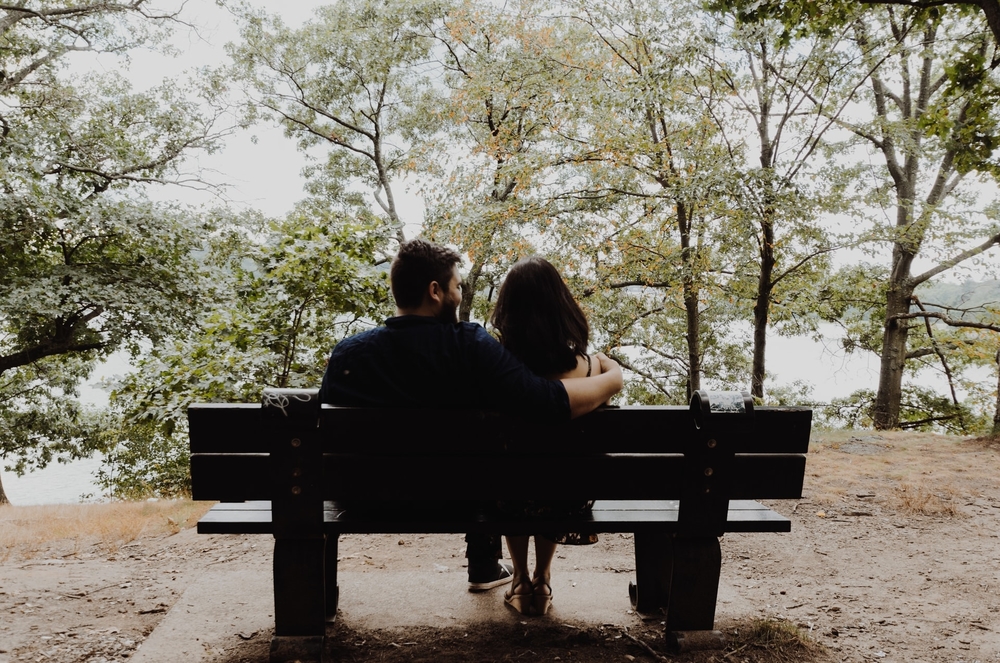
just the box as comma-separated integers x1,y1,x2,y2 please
195,499,791,535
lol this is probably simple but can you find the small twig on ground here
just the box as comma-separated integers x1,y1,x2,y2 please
724,643,749,659
61,583,121,599
205,556,235,566
621,628,671,661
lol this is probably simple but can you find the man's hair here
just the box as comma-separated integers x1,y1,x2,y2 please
390,239,462,309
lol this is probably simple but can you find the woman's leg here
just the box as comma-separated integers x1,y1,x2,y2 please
532,536,557,582
503,536,533,613
532,537,557,614
504,535,530,583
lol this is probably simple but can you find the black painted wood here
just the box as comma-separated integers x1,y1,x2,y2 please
273,538,326,637
188,387,810,655
631,531,673,613
195,499,792,535
190,453,806,502
324,534,338,623
188,404,811,454
664,537,722,630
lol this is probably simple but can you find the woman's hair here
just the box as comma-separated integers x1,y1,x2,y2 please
491,256,589,376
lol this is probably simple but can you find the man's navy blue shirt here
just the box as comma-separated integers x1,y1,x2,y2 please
319,315,570,423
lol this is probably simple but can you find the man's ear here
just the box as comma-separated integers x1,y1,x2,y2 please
426,280,444,306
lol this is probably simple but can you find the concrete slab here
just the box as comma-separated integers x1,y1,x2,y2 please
131,568,274,662
132,559,755,663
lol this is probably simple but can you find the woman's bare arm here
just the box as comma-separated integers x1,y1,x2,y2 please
561,353,622,418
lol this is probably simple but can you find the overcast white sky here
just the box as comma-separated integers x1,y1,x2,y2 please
76,0,427,226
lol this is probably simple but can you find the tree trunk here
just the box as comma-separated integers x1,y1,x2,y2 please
678,201,701,398
459,257,485,323
993,348,1000,436
873,239,916,429
872,291,911,429
750,61,775,402
0,473,9,505
751,213,775,400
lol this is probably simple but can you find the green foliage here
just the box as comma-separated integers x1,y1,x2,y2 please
9,0,1000,499
0,4,225,489
225,0,449,238
93,419,191,500
0,357,107,475
822,385,990,434
101,202,392,497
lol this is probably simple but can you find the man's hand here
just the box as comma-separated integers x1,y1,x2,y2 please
561,353,623,419
593,352,621,382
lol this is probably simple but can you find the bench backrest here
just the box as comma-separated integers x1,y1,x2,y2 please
189,389,810,535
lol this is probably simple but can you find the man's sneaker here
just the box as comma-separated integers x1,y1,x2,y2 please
468,561,514,592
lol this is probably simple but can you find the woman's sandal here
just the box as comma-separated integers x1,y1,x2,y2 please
504,580,534,615
531,578,553,616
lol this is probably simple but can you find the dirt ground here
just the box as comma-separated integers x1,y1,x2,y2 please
2,429,999,663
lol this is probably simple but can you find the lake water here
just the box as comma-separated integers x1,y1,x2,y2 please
0,324,983,505
1,455,106,506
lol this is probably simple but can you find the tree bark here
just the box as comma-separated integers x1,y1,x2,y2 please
873,276,915,429
867,18,934,429
750,40,777,401
751,215,775,400
993,348,1000,435
678,201,701,397
459,257,484,323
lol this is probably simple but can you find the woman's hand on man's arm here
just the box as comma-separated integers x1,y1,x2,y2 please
561,353,623,419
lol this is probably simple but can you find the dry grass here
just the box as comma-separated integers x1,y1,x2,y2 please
805,429,1000,518
0,499,213,561
890,483,959,516
727,618,828,663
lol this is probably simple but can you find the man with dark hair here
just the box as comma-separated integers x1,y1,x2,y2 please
321,238,622,590
388,239,461,313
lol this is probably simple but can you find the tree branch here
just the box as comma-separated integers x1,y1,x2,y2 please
890,309,1000,331
910,230,1000,286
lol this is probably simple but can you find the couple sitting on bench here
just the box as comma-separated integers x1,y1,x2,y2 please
319,239,623,616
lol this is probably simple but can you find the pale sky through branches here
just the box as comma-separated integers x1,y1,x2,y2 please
63,0,999,409
74,0,426,228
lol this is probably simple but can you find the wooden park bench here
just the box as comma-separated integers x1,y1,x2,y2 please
188,388,810,662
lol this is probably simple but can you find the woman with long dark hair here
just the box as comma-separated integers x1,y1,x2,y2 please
490,256,613,616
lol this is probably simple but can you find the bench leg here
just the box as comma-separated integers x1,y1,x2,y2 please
630,531,673,613
272,537,326,663
630,533,722,632
325,534,339,622
664,535,721,631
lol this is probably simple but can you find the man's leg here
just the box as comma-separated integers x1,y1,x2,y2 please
466,533,513,591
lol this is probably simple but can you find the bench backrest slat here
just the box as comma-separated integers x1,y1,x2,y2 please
188,404,811,455
190,451,806,502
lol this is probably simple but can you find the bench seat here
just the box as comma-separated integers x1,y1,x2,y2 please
197,499,792,535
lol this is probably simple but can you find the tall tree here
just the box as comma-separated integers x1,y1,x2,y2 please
699,13,855,399
0,2,225,504
834,6,1000,428
101,199,392,498
226,0,449,247
563,0,737,400
419,0,591,322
